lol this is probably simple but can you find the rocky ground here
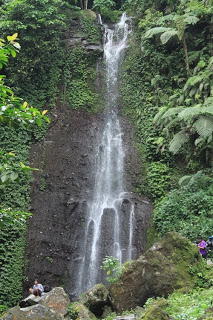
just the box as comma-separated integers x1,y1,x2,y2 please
3,232,212,320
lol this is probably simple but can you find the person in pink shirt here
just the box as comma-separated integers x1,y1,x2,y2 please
197,235,207,259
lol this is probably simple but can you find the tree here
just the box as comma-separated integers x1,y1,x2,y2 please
153,57,213,159
144,12,199,76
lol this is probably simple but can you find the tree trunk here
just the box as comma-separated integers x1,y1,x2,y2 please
80,0,83,9
84,0,88,10
183,36,190,77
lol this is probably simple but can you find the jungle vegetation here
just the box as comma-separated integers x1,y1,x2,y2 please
0,0,212,316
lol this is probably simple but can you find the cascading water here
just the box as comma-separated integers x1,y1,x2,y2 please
77,13,134,295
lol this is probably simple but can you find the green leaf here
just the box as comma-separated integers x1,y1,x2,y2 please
193,116,213,138
184,15,199,25
144,27,173,39
169,130,190,154
160,30,178,44
1,174,8,183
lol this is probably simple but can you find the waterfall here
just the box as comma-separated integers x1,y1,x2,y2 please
77,13,134,295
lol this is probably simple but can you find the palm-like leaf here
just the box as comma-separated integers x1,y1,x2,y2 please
178,175,191,187
178,104,202,119
193,116,213,138
144,27,173,39
169,130,190,154
160,29,178,44
153,106,168,125
179,105,213,120
162,106,184,119
184,14,199,25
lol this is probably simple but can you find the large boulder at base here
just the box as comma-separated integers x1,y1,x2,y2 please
68,303,97,320
0,304,63,320
109,232,203,312
40,287,70,316
79,284,110,317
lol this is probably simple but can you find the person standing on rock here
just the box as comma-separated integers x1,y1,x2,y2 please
197,235,207,259
29,279,44,297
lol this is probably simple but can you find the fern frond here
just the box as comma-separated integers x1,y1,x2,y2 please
169,130,190,154
195,137,205,146
178,175,191,187
160,30,178,44
184,14,199,25
178,104,202,119
193,116,213,138
153,106,168,125
158,14,177,24
144,27,173,39
164,117,180,130
162,106,184,119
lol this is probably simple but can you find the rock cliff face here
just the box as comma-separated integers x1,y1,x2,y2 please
24,104,152,300
24,15,153,300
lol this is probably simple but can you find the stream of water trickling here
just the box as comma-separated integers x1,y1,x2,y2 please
76,13,134,295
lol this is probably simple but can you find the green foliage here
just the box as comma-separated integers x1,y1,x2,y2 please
147,162,172,202
93,0,120,21
142,287,213,320
0,223,27,307
101,256,122,284
0,305,7,315
153,172,213,240
62,47,100,111
80,13,102,43
0,0,74,109
165,288,213,320
67,302,81,320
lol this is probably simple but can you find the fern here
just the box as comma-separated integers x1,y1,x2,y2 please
169,130,190,154
144,27,173,39
178,175,192,187
193,116,213,138
178,104,202,119
162,106,184,119
153,106,168,125
184,14,199,25
158,14,177,24
160,29,178,44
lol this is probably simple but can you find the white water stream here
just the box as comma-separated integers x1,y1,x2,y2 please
77,13,133,295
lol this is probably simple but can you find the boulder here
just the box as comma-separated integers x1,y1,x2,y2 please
40,287,70,316
68,303,97,320
0,304,63,320
109,232,203,312
79,284,110,317
1,287,70,320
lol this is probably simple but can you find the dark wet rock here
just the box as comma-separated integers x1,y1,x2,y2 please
109,232,203,312
79,284,110,317
67,197,79,211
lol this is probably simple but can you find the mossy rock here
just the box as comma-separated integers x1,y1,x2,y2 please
109,232,203,312
141,299,172,320
68,302,97,320
79,284,110,317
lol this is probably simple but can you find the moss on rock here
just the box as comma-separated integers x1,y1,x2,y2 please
109,232,203,313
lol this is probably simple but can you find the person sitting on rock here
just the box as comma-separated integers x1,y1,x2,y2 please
197,235,207,259
29,279,44,297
